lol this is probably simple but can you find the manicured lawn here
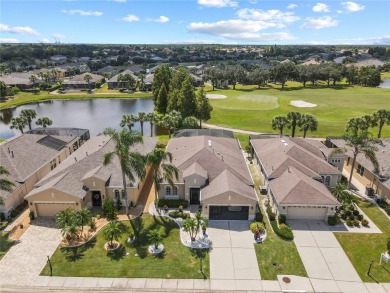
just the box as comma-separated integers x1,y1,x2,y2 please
0,232,14,261
335,197,390,282
207,82,390,137
248,165,307,280
41,215,209,279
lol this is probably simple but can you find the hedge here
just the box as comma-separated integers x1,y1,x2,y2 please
157,199,189,208
328,215,339,226
168,211,190,219
270,219,294,240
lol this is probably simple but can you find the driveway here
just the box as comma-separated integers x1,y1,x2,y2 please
0,218,62,287
207,221,261,281
290,220,361,282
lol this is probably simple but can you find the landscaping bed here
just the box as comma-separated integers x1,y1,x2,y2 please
41,215,209,279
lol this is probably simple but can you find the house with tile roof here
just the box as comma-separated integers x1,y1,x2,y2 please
159,135,258,220
107,70,138,90
25,135,157,217
0,128,89,217
250,137,341,220
63,73,105,90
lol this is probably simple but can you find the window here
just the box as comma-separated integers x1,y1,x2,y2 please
166,186,171,195
122,190,126,199
114,190,120,200
172,186,178,196
50,159,57,170
325,176,331,186
357,164,364,176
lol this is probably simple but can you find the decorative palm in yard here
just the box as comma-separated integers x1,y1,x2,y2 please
20,109,37,131
75,208,92,239
104,221,123,249
103,128,146,214
148,229,163,249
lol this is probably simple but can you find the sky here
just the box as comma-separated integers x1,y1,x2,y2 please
0,0,389,45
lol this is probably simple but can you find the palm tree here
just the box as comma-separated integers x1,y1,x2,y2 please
194,211,208,236
147,112,158,137
138,112,147,136
148,229,163,249
29,74,38,86
10,116,27,134
183,217,197,241
346,117,370,132
162,110,182,138
287,112,302,137
120,114,139,131
84,74,92,90
271,115,289,135
299,114,318,138
138,73,145,91
103,128,146,214
56,208,76,239
0,166,14,193
146,148,179,202
372,109,390,138
57,79,64,91
330,183,353,209
104,221,123,248
338,130,379,190
75,208,92,239
117,74,124,89
20,109,37,130
36,117,53,128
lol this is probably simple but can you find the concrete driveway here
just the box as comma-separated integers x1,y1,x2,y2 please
290,220,361,282
0,218,62,287
207,221,261,281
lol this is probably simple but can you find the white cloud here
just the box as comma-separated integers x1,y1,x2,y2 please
0,23,40,36
164,39,217,44
61,10,103,16
122,14,140,22
237,8,300,23
287,4,297,9
313,3,330,12
197,0,238,8
53,33,66,39
337,10,343,13
147,16,169,23
219,32,295,42
41,38,51,43
0,38,19,43
341,2,365,12
301,16,338,29
336,36,390,45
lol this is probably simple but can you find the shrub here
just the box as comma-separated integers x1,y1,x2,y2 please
270,220,293,240
385,207,390,216
349,215,355,221
353,210,359,216
178,205,184,212
157,199,189,208
340,213,347,220
328,215,339,226
278,214,286,225
345,210,352,217
266,205,276,221
357,214,363,221
0,212,5,221
115,198,122,211
96,214,101,219
29,211,35,220
361,219,369,227
102,199,118,220
49,84,60,91
168,211,189,219
353,219,360,227
255,211,263,223
346,219,354,227
0,221,8,231
250,222,265,233
90,219,96,230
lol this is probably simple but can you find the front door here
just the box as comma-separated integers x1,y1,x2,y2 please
92,191,102,206
190,188,200,204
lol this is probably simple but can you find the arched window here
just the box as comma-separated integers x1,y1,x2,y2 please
114,189,120,200
325,176,331,186
172,186,178,196
121,190,126,199
166,186,171,195
321,176,325,183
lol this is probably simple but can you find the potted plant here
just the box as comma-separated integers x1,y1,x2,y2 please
178,205,183,212
164,205,168,213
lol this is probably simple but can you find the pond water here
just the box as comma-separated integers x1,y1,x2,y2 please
378,78,390,88
0,98,166,139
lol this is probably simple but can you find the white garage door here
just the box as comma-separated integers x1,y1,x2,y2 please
287,207,327,220
36,202,76,217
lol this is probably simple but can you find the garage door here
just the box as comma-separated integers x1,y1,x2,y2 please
287,207,327,220
36,202,76,217
209,206,249,220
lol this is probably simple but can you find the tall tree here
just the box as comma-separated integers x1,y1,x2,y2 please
36,117,53,128
167,88,182,113
162,110,182,138
271,115,289,135
195,87,212,128
372,109,390,138
117,73,124,89
120,114,138,131
103,128,146,214
203,67,221,91
179,75,197,118
138,112,147,136
146,112,158,137
345,117,370,132
122,73,136,91
156,83,168,114
20,109,37,130
10,117,27,134
152,64,171,102
249,68,269,88
286,111,302,137
271,62,297,88
0,166,15,193
146,148,179,202
298,114,318,138
171,67,190,91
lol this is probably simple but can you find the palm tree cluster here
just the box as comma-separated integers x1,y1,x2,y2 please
9,108,53,134
183,211,208,241
346,109,390,138
56,208,93,243
271,111,318,138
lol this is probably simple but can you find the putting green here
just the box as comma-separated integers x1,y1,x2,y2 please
216,95,279,110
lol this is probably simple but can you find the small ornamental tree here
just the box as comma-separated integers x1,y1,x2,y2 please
148,230,163,249
104,221,123,248
102,198,118,220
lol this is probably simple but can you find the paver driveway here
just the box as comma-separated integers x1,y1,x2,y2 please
0,218,61,286
290,220,361,282
207,221,261,281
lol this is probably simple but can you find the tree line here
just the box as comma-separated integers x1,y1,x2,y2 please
345,109,390,138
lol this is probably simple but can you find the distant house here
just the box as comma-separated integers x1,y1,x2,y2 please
95,66,117,78
143,74,154,91
50,55,67,63
107,70,138,90
0,128,89,217
0,73,37,89
63,73,105,90
190,73,204,87
25,136,157,217
127,65,144,76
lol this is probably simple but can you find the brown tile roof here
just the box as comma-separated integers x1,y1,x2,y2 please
64,73,104,84
269,167,340,205
201,170,257,201
108,70,138,82
182,162,208,179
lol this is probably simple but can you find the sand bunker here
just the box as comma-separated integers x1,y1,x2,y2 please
206,94,227,99
290,100,317,108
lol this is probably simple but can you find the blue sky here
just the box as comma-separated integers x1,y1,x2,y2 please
1,0,389,45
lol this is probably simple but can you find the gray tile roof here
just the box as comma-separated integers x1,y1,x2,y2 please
108,70,138,82
64,73,104,84
269,167,340,205
182,162,208,179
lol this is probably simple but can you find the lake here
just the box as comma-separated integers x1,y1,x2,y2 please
0,98,166,139
379,78,390,88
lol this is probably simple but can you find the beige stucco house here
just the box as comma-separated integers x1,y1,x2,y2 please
0,128,89,217
25,135,157,217
159,135,258,220
250,136,341,220
327,137,390,201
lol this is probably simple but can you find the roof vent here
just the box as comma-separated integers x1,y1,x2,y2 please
11,151,14,158
208,140,212,147
74,157,77,162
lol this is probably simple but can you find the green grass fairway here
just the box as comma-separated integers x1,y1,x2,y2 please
207,83,390,137
335,198,390,282
41,215,209,279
